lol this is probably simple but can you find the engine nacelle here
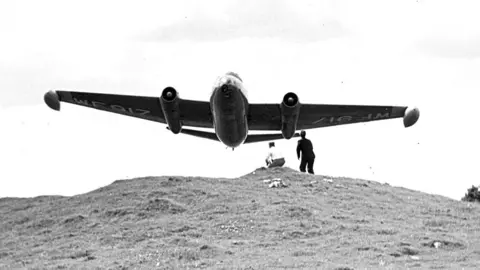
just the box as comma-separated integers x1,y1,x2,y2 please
280,92,301,139
403,106,420,128
160,87,183,134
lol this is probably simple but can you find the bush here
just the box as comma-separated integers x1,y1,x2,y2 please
461,185,480,202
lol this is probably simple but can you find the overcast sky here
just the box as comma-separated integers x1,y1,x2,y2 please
1,0,479,200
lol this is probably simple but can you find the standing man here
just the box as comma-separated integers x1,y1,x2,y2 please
296,130,315,174
265,142,285,168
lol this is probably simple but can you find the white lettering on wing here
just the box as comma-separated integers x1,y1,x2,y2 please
337,116,352,122
313,116,352,124
72,98,150,116
360,112,390,121
111,105,126,112
313,113,390,125
375,112,389,119
134,109,150,116
73,98,90,106
109,104,150,116
91,101,106,108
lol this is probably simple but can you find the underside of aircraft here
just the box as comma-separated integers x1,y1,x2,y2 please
44,71,420,149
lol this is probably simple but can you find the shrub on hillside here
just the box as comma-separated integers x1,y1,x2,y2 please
461,185,480,202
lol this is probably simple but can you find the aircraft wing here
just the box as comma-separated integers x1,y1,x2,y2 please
248,103,417,130
44,90,213,128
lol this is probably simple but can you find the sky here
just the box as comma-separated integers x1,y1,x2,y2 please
1,0,479,200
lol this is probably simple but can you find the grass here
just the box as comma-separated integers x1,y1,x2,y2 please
1,167,480,269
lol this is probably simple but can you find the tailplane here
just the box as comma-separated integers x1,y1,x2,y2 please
167,127,300,144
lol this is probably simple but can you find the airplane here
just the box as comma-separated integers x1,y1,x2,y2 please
43,71,420,149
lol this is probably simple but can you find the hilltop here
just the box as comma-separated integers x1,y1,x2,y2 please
1,167,479,269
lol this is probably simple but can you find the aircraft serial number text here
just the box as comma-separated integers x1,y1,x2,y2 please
72,98,151,116
313,113,390,124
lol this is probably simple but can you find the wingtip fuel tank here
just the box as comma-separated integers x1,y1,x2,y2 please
44,90,60,111
403,106,420,128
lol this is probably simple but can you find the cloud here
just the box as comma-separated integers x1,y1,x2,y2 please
143,0,347,43
407,0,480,59
416,36,480,59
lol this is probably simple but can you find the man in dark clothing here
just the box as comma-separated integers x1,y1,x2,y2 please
296,130,315,174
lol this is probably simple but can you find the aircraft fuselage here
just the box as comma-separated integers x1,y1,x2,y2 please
209,72,249,148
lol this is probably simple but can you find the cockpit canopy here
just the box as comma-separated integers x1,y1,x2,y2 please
225,71,242,82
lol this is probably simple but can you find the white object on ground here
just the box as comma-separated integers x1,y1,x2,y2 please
268,179,287,188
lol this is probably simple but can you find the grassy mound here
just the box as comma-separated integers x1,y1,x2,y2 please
1,167,479,269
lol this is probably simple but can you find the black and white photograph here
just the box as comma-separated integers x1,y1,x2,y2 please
1,0,479,269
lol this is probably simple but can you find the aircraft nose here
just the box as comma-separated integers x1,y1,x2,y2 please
221,84,233,97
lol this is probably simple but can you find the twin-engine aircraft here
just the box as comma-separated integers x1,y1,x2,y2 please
44,71,420,149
